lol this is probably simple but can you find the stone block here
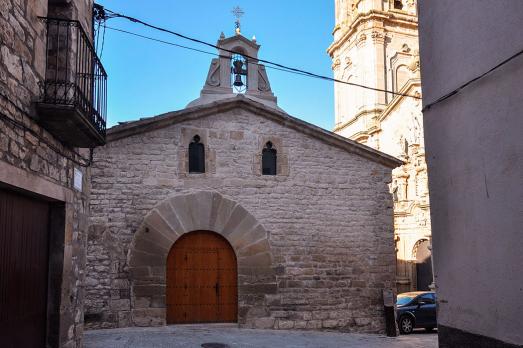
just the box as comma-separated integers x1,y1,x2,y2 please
253,317,275,329
294,320,307,329
187,191,214,230
143,210,177,241
238,252,272,269
221,204,249,236
128,250,165,267
322,319,339,328
237,238,270,258
277,320,295,329
133,297,151,309
355,317,371,326
306,320,322,329
133,284,165,297
240,283,278,295
352,280,367,288
110,299,130,311
118,311,131,328
156,201,185,235
131,308,166,327
230,130,244,140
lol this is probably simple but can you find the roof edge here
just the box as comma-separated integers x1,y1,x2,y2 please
106,96,403,169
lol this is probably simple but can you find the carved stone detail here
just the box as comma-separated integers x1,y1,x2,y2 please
205,58,220,87
356,33,367,46
258,64,271,92
332,58,341,70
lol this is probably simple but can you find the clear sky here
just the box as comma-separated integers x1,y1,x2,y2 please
95,0,335,130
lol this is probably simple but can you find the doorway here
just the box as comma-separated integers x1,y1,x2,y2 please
415,239,433,291
166,230,238,324
0,188,51,347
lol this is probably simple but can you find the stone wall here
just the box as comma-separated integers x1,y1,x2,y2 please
0,0,94,346
85,106,397,333
419,0,523,346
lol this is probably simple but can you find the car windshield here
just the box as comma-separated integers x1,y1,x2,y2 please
397,295,416,306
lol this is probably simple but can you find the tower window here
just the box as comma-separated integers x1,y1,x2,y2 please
262,141,277,175
394,0,403,10
188,135,205,173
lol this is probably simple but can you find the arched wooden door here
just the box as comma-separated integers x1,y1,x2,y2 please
166,231,237,324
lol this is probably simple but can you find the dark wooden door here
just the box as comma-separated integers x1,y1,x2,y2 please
0,188,50,348
416,240,433,291
166,231,237,324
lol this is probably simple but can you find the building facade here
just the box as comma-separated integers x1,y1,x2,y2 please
0,0,106,347
84,32,402,333
327,0,432,293
419,0,523,346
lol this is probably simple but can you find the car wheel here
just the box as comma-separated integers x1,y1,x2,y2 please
399,316,414,334
425,327,434,332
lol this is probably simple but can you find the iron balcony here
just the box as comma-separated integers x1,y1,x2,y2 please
37,17,107,147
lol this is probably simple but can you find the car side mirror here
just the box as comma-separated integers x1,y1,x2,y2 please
418,300,427,307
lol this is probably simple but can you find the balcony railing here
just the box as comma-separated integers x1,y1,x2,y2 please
37,17,107,147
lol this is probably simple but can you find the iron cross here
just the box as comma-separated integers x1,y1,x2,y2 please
231,6,244,30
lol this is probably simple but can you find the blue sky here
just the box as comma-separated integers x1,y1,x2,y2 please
96,1,334,130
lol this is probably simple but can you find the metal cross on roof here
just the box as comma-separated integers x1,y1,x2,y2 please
231,6,244,31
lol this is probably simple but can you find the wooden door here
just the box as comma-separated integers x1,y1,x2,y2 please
416,240,433,291
166,231,237,324
0,188,50,348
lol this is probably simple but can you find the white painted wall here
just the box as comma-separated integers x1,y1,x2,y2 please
418,0,523,345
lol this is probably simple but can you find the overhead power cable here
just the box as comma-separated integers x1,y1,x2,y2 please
422,46,523,111
105,26,316,78
100,6,422,99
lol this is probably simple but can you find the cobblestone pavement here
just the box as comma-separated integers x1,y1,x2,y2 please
84,324,438,348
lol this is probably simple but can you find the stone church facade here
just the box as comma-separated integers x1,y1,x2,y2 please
85,32,402,332
328,0,432,293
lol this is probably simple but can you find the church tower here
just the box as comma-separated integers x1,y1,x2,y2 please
188,29,277,109
328,0,432,293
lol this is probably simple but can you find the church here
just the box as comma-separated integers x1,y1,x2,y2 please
84,29,402,332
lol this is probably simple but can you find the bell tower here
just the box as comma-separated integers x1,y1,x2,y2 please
328,0,419,144
328,0,433,294
188,26,277,108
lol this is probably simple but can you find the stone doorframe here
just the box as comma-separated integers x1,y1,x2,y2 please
127,190,276,327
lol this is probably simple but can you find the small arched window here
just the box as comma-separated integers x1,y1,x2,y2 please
262,141,277,175
188,135,205,173
394,0,403,10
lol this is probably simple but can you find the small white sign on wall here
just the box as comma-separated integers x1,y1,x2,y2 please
73,167,83,191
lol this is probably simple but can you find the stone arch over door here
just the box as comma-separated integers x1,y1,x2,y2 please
127,190,276,327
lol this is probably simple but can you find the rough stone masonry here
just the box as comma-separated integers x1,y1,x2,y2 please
84,94,401,333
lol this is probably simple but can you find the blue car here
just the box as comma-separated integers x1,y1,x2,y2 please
396,291,437,334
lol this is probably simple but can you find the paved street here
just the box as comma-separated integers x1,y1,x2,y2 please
84,324,438,348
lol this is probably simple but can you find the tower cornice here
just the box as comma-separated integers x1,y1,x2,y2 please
327,10,418,56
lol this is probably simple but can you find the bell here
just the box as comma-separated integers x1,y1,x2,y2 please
233,74,244,87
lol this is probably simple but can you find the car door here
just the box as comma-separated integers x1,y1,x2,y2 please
416,293,436,326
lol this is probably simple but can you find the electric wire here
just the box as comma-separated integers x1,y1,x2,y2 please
0,92,93,167
99,22,107,58
101,7,422,99
104,26,314,78
422,46,523,111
